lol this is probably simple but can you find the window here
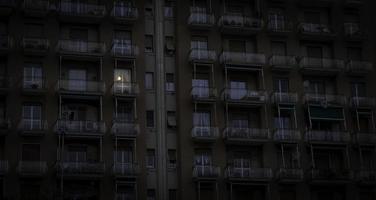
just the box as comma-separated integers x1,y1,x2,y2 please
22,104,42,130
168,189,177,200
145,72,154,90
146,149,155,169
145,35,154,53
165,73,175,92
168,149,177,168
146,110,154,127
273,78,289,93
23,63,43,89
167,111,176,128
147,189,156,200
165,36,175,55
164,0,175,18
22,144,40,161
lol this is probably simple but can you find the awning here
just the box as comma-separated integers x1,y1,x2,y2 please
309,106,344,120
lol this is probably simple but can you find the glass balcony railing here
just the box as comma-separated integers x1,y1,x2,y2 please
188,49,217,63
56,79,105,94
225,167,273,180
223,88,267,103
56,161,105,175
271,92,298,104
344,22,363,37
55,120,106,135
223,127,270,142
218,13,263,31
277,168,304,180
22,37,49,52
310,168,352,180
273,129,301,142
113,162,139,177
346,60,373,73
192,165,220,179
299,57,345,71
350,96,375,108
191,126,219,141
220,51,266,66
267,19,292,33
18,119,48,134
304,93,346,105
298,23,334,36
188,9,215,28
111,4,138,20
355,170,376,182
112,82,139,96
305,130,350,143
112,121,139,138
22,76,47,91
111,41,139,57
355,132,376,144
269,55,297,69
57,40,106,55
58,2,106,17
190,86,217,101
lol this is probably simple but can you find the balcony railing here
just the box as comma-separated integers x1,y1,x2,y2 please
355,170,376,182
310,168,352,180
113,163,139,177
188,10,215,28
271,92,298,104
299,57,345,71
0,0,15,7
269,55,297,69
22,37,49,52
58,2,106,17
223,127,270,142
0,35,11,50
223,89,267,104
22,76,47,92
220,51,266,66
267,19,292,33
55,120,106,136
57,40,106,55
191,86,217,101
23,0,49,13
344,22,363,37
112,122,139,138
355,132,376,144
273,129,301,142
350,96,376,108
304,93,347,105
277,168,304,180
189,49,217,63
193,165,220,179
346,60,372,73
111,41,139,58
305,130,350,143
57,161,105,175
56,79,105,94
0,160,8,175
111,4,138,21
298,23,334,36
17,161,47,176
225,167,273,180
218,14,263,31
191,126,219,141
18,119,48,134
112,82,139,96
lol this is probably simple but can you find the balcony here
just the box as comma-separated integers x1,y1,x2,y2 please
310,168,352,181
304,93,347,106
17,161,47,177
305,130,350,144
223,127,270,143
193,165,220,180
0,160,8,175
298,23,335,38
0,0,15,15
112,82,139,97
17,119,48,136
191,87,217,102
188,49,217,64
191,126,219,142
0,35,11,51
350,96,375,108
271,92,298,104
276,168,304,181
111,4,138,22
220,52,266,67
188,10,215,29
55,120,106,137
218,13,263,34
273,129,301,142
58,2,106,18
354,132,376,145
57,40,106,56
112,121,139,138
21,37,49,54
267,19,292,34
56,161,105,177
56,79,105,95
299,57,345,73
23,0,49,16
355,170,376,182
111,41,139,58
113,163,139,178
21,76,48,94
225,167,273,181
344,23,364,39
223,89,267,105
346,60,372,74
269,55,297,70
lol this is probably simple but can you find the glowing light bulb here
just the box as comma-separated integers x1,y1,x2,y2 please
117,76,122,81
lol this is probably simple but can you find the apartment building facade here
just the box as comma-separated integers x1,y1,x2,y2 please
0,0,375,200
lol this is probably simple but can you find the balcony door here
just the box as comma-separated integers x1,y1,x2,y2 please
268,9,286,30
115,147,134,164
114,30,132,54
116,101,134,122
66,146,87,162
229,80,247,100
114,68,132,94
192,79,209,98
194,151,212,176
68,69,86,91
230,113,248,129
22,104,42,130
193,111,211,136
23,63,42,89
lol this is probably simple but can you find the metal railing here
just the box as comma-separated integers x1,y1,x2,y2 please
188,11,215,26
57,161,105,175
223,127,270,141
112,82,139,96
23,0,49,12
192,165,220,178
22,37,49,51
310,168,352,180
112,122,139,137
299,57,345,70
355,170,376,181
58,2,106,17
218,14,263,30
220,51,266,66
344,22,362,37
57,40,106,55
350,96,376,107
0,160,8,174
189,49,217,63
355,132,376,144
267,19,292,32
191,86,217,100
346,60,373,72
191,126,219,140
269,55,297,68
304,93,346,105
273,129,301,141
299,23,333,35
18,119,48,132
111,41,139,57
223,88,267,103
55,120,106,135
56,79,105,94
225,167,273,179
22,76,46,90
111,4,138,20
305,130,350,143
271,92,298,104
17,161,47,175
113,163,139,176
277,168,304,180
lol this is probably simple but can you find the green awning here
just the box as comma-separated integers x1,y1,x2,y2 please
309,106,344,120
